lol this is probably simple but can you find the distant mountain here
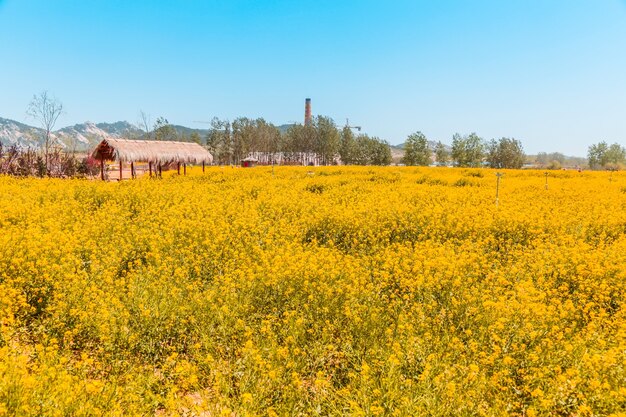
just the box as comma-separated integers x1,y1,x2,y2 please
169,125,210,139
0,117,44,148
95,121,144,137
0,117,307,151
54,121,145,150
0,118,145,151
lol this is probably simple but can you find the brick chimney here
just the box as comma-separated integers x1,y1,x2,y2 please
304,98,312,126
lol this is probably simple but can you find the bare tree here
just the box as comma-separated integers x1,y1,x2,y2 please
138,110,152,140
27,91,63,175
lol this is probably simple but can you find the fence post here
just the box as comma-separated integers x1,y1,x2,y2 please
495,172,503,207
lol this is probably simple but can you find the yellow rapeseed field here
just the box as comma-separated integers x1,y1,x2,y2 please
1,167,625,416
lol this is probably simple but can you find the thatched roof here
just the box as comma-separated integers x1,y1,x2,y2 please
92,138,213,164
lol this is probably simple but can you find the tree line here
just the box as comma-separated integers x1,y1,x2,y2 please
203,116,391,166
153,114,624,171
587,141,626,170
136,114,626,170
12,91,626,173
402,132,526,169
402,131,626,170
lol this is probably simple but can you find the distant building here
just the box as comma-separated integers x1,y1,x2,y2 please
241,156,258,168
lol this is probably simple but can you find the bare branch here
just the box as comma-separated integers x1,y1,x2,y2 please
138,110,152,140
26,91,64,175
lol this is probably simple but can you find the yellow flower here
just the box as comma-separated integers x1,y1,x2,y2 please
0,167,625,415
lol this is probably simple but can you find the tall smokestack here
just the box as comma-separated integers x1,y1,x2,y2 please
304,98,312,126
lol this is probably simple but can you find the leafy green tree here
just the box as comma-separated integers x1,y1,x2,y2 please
351,135,369,165
283,123,317,164
402,131,431,166
285,123,315,153
451,133,485,167
339,126,356,165
535,151,580,169
536,152,565,166
588,141,609,169
605,143,626,169
486,137,525,169
434,141,449,166
371,138,392,165
206,117,283,164
206,118,232,164
314,116,340,165
190,132,202,144
232,117,256,163
588,141,626,170
352,134,391,165
254,119,282,157
153,117,177,141
587,141,626,169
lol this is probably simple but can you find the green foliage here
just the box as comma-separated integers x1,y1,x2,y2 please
351,135,392,166
536,152,565,169
434,141,449,166
314,116,340,165
206,117,282,165
588,141,609,169
546,160,562,170
339,126,356,165
486,138,525,169
231,117,256,163
205,118,233,164
284,123,317,155
202,115,390,166
606,143,626,167
588,141,626,170
189,132,202,144
465,170,484,178
453,178,480,187
283,117,340,163
402,132,431,166
533,152,588,169
154,117,178,142
451,133,485,167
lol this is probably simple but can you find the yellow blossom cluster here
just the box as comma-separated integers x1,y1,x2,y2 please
0,166,625,416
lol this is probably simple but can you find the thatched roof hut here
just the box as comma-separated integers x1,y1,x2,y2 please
92,138,213,165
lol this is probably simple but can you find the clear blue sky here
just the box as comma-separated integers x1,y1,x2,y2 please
1,0,625,155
